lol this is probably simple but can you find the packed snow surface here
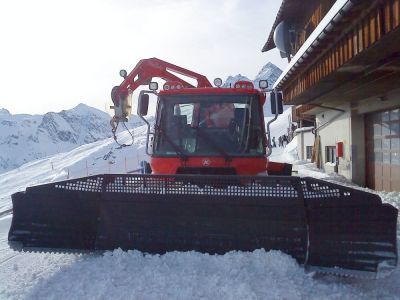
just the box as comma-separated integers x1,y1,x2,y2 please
0,110,399,299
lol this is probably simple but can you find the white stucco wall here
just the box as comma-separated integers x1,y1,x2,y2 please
295,128,314,160
315,103,352,179
313,89,400,187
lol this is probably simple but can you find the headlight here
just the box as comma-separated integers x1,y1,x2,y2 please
149,82,158,91
213,78,223,87
119,69,127,79
259,80,268,89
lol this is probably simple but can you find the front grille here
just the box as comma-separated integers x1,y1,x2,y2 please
176,167,236,175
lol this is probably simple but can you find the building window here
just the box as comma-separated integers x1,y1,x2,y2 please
306,146,313,159
326,146,336,163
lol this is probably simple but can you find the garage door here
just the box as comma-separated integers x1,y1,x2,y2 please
365,107,400,191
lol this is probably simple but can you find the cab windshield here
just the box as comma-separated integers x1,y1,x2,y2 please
154,94,264,157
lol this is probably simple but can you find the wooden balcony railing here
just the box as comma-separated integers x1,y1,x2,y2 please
282,0,400,104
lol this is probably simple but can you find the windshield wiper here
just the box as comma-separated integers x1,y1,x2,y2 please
195,127,232,162
155,125,188,161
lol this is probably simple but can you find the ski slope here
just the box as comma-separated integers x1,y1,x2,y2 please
0,115,399,299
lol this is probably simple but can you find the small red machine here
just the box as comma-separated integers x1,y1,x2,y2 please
8,58,397,278
110,57,290,176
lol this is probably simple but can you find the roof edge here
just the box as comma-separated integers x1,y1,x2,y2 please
261,0,287,52
273,0,353,89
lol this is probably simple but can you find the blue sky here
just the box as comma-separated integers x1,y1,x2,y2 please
0,0,286,114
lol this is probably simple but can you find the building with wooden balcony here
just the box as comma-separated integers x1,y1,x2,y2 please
263,0,400,191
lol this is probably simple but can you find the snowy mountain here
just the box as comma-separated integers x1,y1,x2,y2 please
0,108,10,117
222,74,252,88
0,104,132,174
222,62,291,117
253,62,283,89
223,62,282,90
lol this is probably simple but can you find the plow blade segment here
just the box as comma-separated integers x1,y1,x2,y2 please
9,180,102,250
301,177,398,277
9,174,308,262
8,174,397,277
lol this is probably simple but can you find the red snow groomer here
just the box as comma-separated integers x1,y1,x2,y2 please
9,58,397,278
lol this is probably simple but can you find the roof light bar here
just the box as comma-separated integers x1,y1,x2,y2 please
163,81,184,91
234,81,254,90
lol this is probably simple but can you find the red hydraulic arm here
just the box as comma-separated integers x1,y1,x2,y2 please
111,57,212,107
110,57,212,144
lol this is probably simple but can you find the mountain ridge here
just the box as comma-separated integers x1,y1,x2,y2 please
0,104,115,173
222,62,290,117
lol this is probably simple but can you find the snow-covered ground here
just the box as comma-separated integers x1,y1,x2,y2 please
0,114,399,299
0,124,148,215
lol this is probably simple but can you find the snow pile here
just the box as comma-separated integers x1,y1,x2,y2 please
7,249,308,300
281,135,299,162
1,225,399,299
265,105,292,138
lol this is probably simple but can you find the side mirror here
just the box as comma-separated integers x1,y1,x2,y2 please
138,93,149,116
270,91,284,115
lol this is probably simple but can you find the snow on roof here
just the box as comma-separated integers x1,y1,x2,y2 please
294,126,314,133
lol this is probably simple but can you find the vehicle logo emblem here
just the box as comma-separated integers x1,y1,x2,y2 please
202,159,211,166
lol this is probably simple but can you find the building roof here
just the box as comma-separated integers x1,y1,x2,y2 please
261,0,317,52
272,0,353,89
262,0,286,52
271,0,400,106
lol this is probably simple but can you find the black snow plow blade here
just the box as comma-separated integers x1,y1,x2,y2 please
9,174,398,278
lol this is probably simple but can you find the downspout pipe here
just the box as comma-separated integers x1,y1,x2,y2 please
266,91,280,158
